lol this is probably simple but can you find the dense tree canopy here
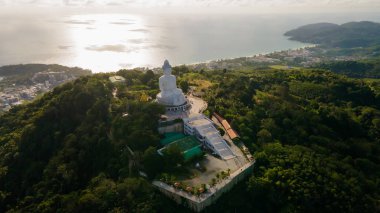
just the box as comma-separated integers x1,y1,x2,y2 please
200,67,380,212
0,64,379,212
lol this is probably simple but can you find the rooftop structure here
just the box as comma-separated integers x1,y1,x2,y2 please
160,132,187,146
159,133,203,161
109,75,126,84
183,114,235,160
213,112,240,140
226,129,239,140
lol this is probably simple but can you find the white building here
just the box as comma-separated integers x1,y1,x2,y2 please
183,114,235,160
109,76,126,84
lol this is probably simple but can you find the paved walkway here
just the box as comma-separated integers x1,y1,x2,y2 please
183,154,239,186
188,95,207,115
162,95,206,121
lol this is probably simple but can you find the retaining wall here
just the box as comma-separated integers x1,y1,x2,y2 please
153,161,255,212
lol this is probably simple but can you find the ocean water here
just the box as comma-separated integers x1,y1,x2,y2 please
1,12,380,72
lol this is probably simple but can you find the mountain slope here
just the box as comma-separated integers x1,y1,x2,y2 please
0,66,379,212
285,21,380,48
0,72,171,212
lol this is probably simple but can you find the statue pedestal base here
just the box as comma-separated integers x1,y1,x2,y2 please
164,99,191,112
157,99,191,122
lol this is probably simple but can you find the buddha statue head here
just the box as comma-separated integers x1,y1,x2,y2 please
162,59,172,76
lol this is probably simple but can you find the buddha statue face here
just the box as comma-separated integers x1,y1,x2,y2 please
162,59,172,76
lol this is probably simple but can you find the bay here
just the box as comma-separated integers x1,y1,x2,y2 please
0,12,380,72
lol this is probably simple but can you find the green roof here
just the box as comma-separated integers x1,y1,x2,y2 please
160,132,187,146
166,136,199,151
183,146,203,161
160,133,203,161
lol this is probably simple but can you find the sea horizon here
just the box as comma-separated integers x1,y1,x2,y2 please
1,12,380,73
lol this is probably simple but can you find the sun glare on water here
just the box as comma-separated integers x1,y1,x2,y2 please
64,14,155,72
2,11,356,73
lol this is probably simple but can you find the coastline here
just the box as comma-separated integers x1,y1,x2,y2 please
183,44,316,66
0,44,316,73
121,43,318,73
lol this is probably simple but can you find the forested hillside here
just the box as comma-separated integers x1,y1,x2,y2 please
198,67,380,212
0,72,175,212
285,21,380,48
0,64,91,87
314,60,380,78
0,65,380,212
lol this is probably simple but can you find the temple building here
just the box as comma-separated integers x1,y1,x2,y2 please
157,60,235,160
183,114,235,160
156,60,190,112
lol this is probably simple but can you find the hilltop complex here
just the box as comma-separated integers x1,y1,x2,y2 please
156,60,236,160
153,60,254,212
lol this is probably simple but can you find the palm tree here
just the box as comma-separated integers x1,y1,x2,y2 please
201,184,207,192
210,178,217,190
221,171,227,180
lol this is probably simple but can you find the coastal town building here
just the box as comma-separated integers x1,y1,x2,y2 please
0,71,81,112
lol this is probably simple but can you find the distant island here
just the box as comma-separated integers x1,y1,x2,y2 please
285,21,380,48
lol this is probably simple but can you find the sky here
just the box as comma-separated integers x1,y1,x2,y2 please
1,0,380,14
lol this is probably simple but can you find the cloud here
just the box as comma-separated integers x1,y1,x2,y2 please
146,44,176,50
1,0,379,12
86,44,128,52
2,0,379,6
110,21,134,25
129,28,149,33
127,38,148,44
64,20,94,25
119,63,133,68
58,45,72,49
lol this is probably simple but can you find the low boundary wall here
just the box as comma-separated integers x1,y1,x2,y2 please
153,160,255,212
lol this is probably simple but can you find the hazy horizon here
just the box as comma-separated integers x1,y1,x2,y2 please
1,0,380,72
1,0,379,14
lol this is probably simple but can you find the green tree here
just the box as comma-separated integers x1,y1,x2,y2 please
257,129,272,143
179,80,189,93
163,145,184,171
142,147,163,178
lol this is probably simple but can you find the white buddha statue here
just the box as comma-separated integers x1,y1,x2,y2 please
156,60,187,106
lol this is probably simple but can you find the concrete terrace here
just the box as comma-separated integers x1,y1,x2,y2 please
153,160,255,212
